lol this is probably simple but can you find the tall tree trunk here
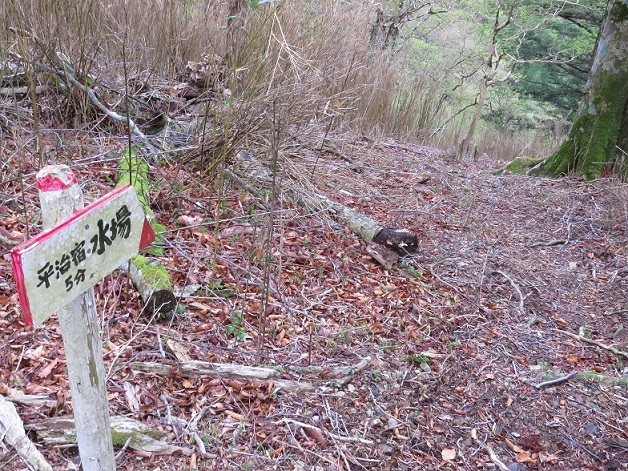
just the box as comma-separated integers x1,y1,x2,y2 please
458,2,517,159
541,0,628,180
615,95,628,177
459,75,489,159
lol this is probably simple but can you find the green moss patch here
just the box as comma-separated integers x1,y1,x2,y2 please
131,254,172,291
117,154,164,255
542,71,628,179
504,156,545,175
492,156,545,176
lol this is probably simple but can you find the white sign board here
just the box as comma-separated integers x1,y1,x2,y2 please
11,185,154,327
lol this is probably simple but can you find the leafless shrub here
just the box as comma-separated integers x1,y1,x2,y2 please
0,0,564,166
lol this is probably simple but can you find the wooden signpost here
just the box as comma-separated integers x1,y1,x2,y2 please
11,165,155,471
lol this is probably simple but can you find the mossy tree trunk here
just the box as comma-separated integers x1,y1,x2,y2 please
541,0,628,180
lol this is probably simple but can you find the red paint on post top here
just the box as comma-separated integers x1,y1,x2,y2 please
36,166,77,192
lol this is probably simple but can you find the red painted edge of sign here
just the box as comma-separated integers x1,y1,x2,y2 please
11,251,33,327
12,185,133,256
36,171,78,191
11,184,155,326
139,218,156,250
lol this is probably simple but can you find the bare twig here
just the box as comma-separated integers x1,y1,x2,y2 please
474,440,509,471
273,418,374,445
192,432,217,459
492,270,525,316
609,309,628,315
528,238,568,248
160,394,181,440
561,431,602,461
114,436,133,461
534,370,578,389
556,329,628,359
0,233,20,247
3,390,57,408
0,395,53,471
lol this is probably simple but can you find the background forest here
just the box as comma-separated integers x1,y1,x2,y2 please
0,0,606,162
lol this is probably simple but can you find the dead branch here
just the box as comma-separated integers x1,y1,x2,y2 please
331,356,371,388
187,406,218,459
273,418,374,445
492,270,525,316
191,431,217,459
9,28,162,157
26,416,192,455
293,355,372,389
320,141,354,163
474,439,509,471
130,357,371,393
0,395,52,471
55,52,159,155
131,360,279,378
555,329,628,359
113,435,133,461
528,238,568,248
3,390,57,408
0,232,19,247
130,360,315,393
560,431,603,462
224,168,270,208
0,85,49,96
534,370,578,389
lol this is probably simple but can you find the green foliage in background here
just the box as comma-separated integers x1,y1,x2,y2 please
510,0,605,116
0,0,609,161
395,0,605,155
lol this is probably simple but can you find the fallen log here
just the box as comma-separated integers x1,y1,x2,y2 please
130,356,372,393
26,416,192,456
3,388,57,408
117,155,176,319
309,199,418,260
130,360,316,394
228,153,418,266
297,191,418,256
122,255,177,318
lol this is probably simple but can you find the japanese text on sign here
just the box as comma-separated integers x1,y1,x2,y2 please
11,185,154,327
36,205,132,293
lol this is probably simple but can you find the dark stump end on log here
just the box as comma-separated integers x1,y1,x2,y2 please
372,227,418,255
144,290,177,321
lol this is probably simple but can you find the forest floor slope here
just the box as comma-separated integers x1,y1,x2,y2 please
1,134,626,470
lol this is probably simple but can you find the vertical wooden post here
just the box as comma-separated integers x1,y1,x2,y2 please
36,165,115,471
